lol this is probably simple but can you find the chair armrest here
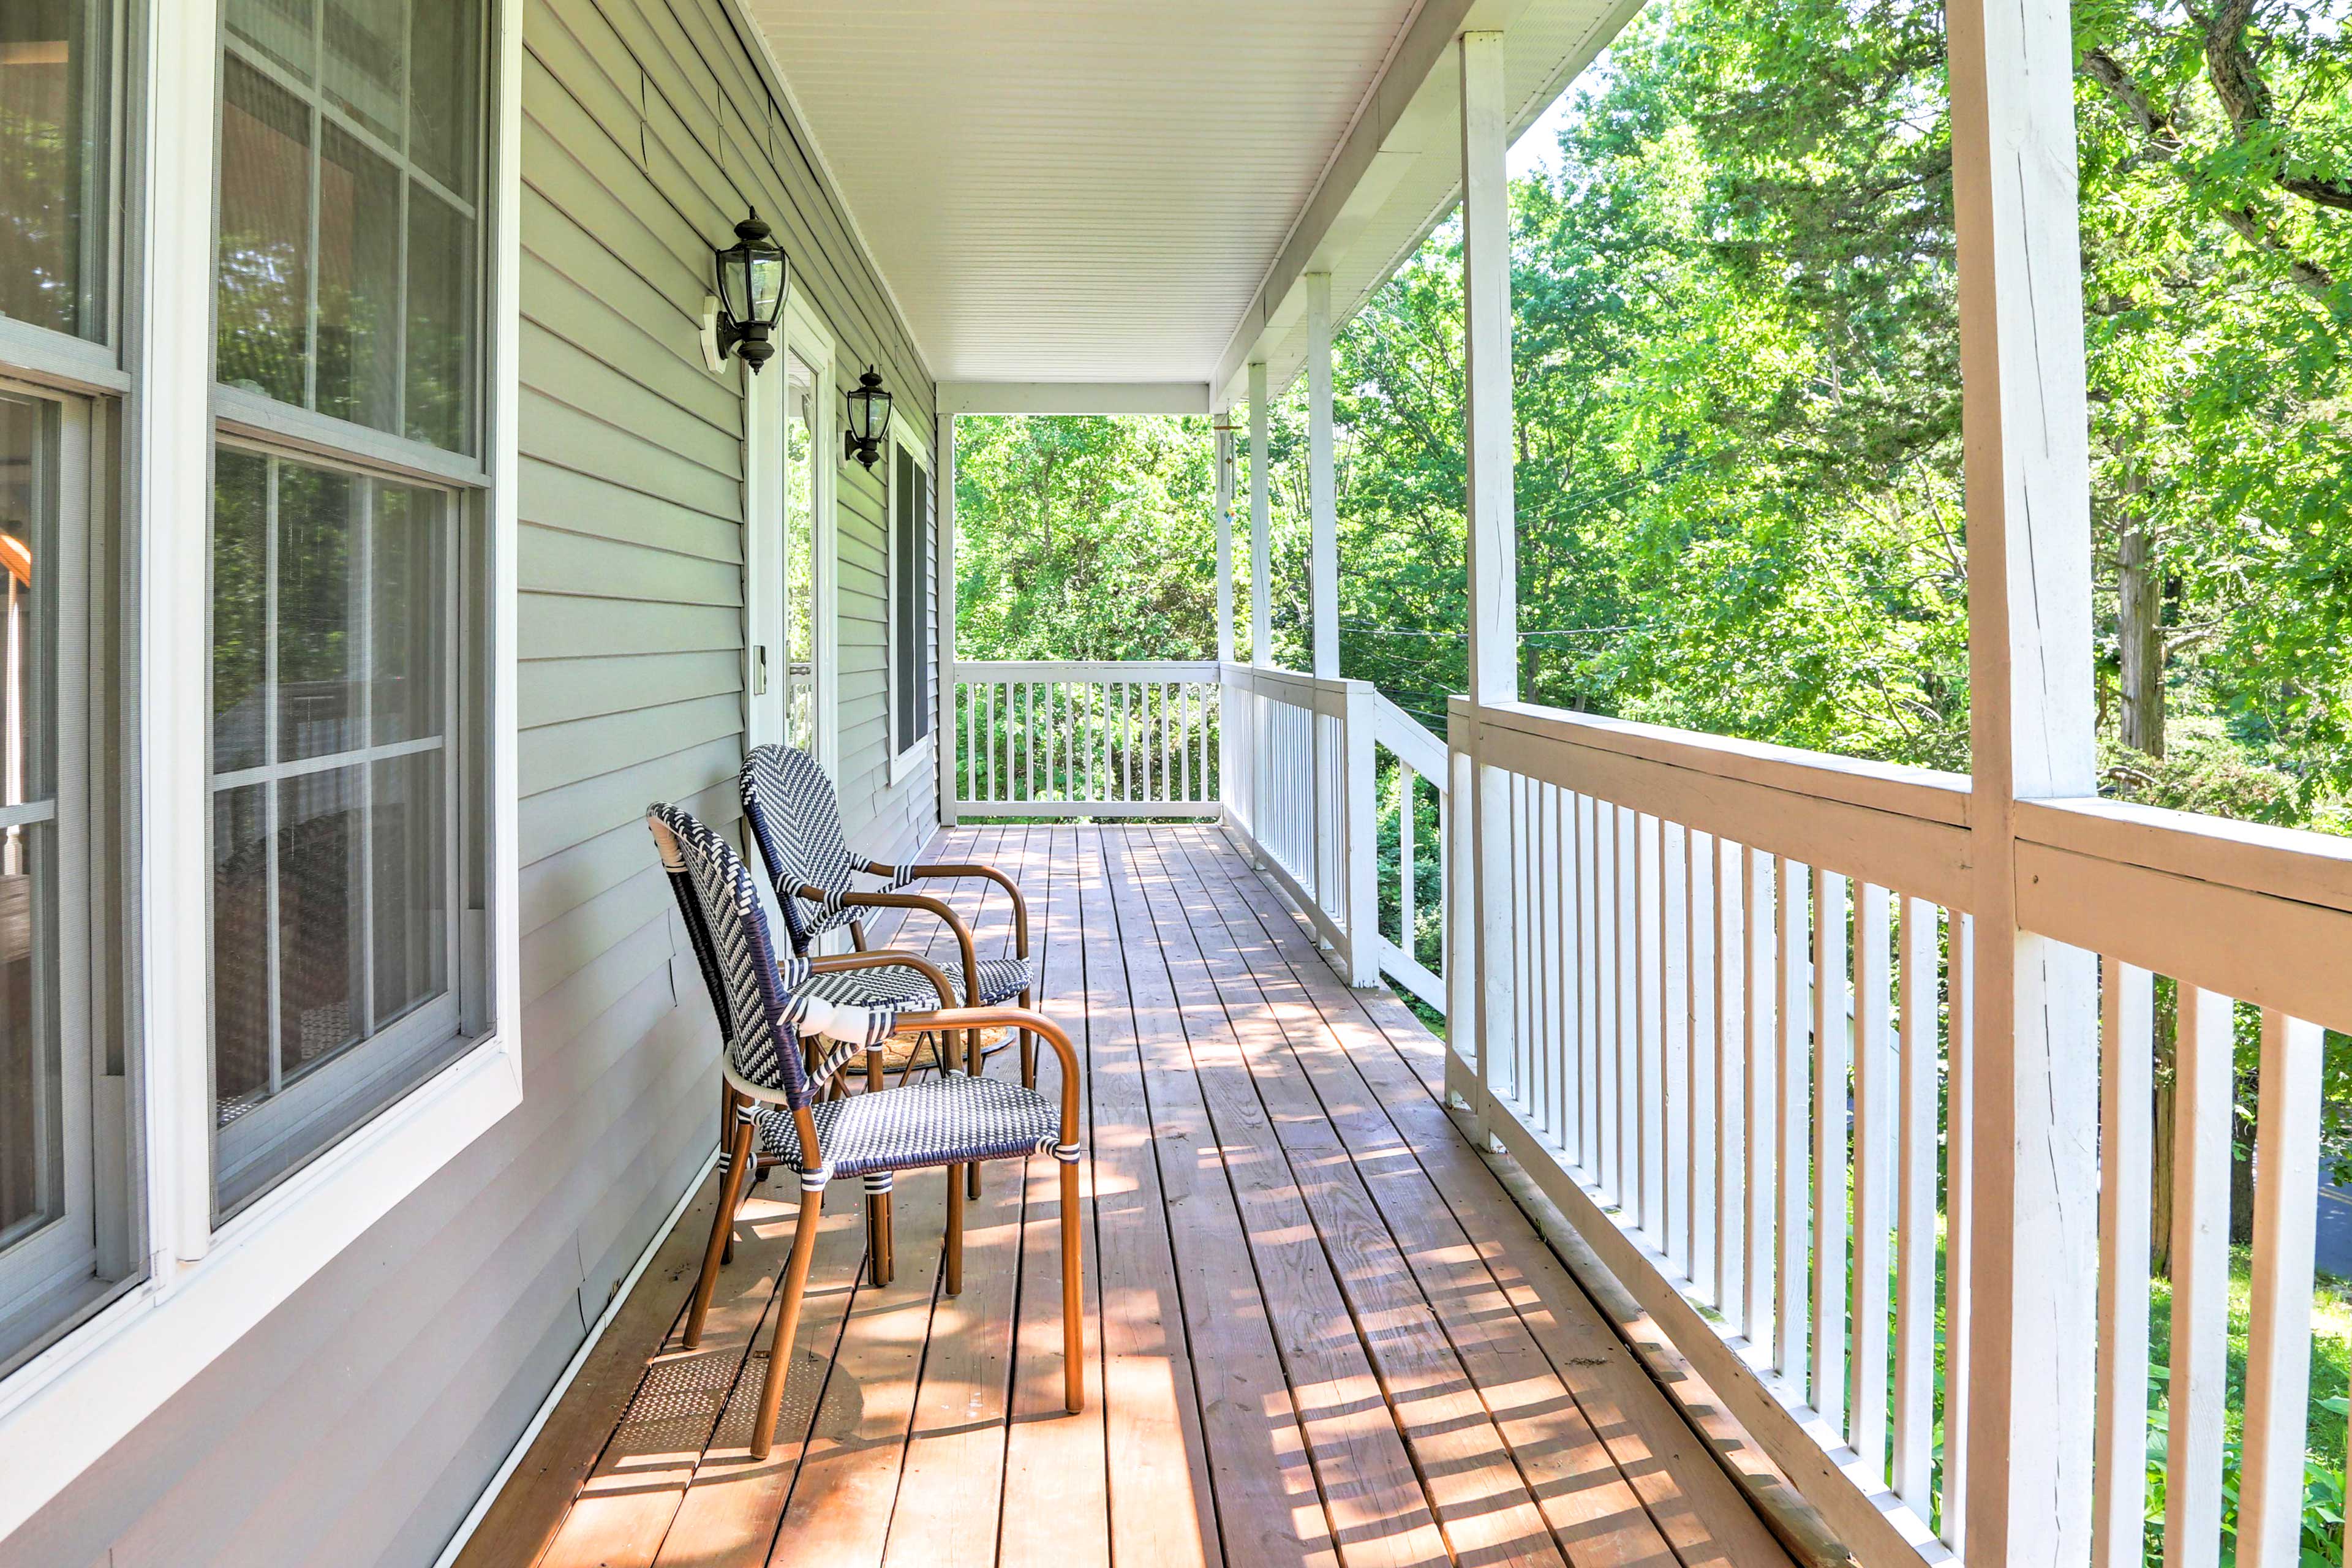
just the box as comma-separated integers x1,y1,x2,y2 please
894,1005,1081,1144
801,884,982,1008
804,948,958,1006
891,863,1031,958
722,1057,796,1107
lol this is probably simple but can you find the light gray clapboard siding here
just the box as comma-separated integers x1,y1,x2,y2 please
4,0,938,1561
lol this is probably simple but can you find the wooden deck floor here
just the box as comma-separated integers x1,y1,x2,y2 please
458,826,1798,1568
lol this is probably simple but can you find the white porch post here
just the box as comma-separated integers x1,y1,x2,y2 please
1306,273,1346,944
1249,360,1272,667
1213,414,1236,823
1459,29,1515,1142
1948,0,2100,1560
1308,273,1337,680
1247,361,1272,856
936,413,959,828
1214,419,1235,665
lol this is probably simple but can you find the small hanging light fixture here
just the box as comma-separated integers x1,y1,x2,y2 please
711,209,786,372
843,366,893,469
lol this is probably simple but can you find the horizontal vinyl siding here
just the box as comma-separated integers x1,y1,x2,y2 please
6,0,937,1562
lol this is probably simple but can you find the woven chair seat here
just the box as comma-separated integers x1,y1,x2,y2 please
798,954,1035,1010
753,1073,1063,1180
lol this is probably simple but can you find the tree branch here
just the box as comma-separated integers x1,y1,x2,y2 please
2200,1,2352,209
2078,38,2337,297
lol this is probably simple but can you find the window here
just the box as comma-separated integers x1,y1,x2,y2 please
0,0,114,342
0,0,133,1378
0,380,127,1373
218,0,481,453
211,0,488,1213
889,434,930,760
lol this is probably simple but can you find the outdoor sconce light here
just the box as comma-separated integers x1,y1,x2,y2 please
843,366,893,469
708,209,786,372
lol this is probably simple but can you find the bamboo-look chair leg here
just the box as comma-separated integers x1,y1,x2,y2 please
720,1083,739,1266
865,1046,894,1287
749,1186,826,1461
1060,1158,1084,1413
945,1159,965,1295
1019,987,1038,1090
687,1115,755,1349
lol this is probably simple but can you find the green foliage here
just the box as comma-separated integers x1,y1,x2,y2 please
2143,1251,2352,1563
954,413,1218,662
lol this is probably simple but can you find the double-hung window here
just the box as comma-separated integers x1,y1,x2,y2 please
211,0,490,1214
0,0,136,1377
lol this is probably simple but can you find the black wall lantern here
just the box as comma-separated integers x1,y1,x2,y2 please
843,366,893,469
713,209,786,371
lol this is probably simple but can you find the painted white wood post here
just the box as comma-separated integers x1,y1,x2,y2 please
1308,273,1338,680
1343,682,1378,986
1948,0,2101,1558
1214,418,1235,665
1460,29,1516,1146
1306,273,1342,927
936,413,959,827
1249,361,1272,669
1212,415,1235,824
1248,361,1272,858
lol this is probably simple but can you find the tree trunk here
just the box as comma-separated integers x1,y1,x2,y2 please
2117,511,2165,756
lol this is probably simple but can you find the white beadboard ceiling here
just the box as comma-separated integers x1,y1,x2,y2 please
737,0,1644,399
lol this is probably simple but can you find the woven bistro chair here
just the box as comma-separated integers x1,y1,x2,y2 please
738,744,1039,1083
649,802,1084,1460
669,832,960,1281
739,744,1038,1259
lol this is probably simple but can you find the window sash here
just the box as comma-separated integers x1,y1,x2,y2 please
208,443,465,1215
0,378,102,1371
214,0,488,461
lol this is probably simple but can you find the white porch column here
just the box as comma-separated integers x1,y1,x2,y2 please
1305,273,1343,930
1460,29,1516,1140
1246,361,1273,853
1248,361,1272,667
1948,0,2099,1560
1308,273,1337,679
1214,418,1235,665
936,413,959,827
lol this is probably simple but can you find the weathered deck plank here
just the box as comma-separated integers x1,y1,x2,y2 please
1183,826,1796,1568
1150,831,1676,1568
490,826,1797,1568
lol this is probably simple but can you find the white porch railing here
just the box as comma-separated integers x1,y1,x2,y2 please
1445,693,2352,1568
1219,663,1449,1003
951,661,1222,818
952,658,1452,1006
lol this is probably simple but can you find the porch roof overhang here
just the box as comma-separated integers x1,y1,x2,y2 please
732,0,1643,412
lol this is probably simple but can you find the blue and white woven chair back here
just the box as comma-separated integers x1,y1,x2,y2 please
647,801,818,1109
739,744,864,950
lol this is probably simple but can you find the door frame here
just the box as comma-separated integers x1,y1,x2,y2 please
742,293,839,777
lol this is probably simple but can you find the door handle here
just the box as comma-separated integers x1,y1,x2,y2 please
752,644,769,695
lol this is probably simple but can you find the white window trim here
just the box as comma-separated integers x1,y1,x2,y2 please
0,0,525,1539
885,417,932,789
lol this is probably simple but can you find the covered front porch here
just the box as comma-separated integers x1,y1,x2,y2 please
458,824,1801,1568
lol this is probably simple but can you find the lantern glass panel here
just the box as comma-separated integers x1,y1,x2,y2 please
717,244,751,326
748,249,784,324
